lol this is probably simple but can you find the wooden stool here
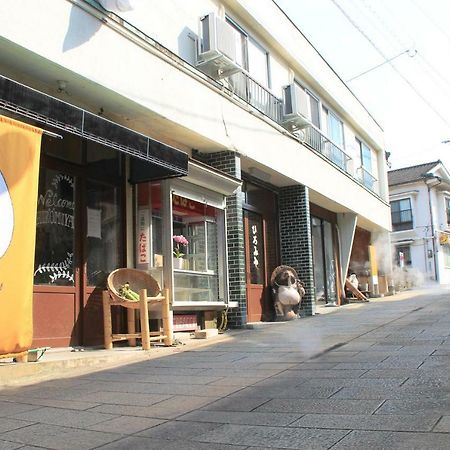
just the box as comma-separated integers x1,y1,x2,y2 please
103,268,173,350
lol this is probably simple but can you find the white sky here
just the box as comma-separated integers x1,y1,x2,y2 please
275,0,450,171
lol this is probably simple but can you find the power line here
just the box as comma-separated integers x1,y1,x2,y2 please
410,0,450,44
346,49,415,82
330,0,450,131
363,0,450,101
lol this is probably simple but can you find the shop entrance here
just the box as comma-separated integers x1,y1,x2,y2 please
311,216,338,304
242,179,279,322
33,136,124,347
244,210,266,322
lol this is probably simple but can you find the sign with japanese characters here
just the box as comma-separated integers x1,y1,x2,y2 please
138,208,149,265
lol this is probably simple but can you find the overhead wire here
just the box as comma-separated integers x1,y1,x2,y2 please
372,0,450,98
330,0,450,131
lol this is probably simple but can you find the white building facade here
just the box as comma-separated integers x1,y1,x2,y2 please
0,0,391,347
389,161,450,285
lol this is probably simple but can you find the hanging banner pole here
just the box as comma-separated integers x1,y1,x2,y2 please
0,115,43,359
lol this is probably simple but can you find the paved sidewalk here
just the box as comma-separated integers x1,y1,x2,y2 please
1,288,450,449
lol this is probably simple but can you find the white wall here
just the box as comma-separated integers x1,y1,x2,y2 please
0,0,390,231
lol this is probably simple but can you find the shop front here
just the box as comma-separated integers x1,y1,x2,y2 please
310,204,343,306
0,75,189,348
135,161,241,330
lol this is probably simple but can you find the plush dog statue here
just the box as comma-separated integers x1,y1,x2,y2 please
270,265,305,320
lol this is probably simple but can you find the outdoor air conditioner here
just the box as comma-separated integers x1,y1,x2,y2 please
281,83,312,131
196,13,242,79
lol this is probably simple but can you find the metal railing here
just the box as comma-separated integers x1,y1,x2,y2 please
356,166,379,193
226,72,282,123
303,126,352,173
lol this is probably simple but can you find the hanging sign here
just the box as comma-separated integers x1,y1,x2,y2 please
137,208,149,265
0,115,43,357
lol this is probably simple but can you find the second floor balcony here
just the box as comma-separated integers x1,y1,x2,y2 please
222,72,380,197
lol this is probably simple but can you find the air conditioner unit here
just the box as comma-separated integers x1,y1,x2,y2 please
281,84,312,131
196,13,242,79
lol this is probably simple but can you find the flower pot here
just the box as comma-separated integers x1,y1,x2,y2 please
173,257,185,270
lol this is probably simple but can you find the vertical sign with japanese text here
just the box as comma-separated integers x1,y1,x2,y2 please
137,209,149,265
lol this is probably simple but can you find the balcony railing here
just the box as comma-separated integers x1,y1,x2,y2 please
220,71,381,196
226,72,282,124
356,166,379,193
303,126,352,173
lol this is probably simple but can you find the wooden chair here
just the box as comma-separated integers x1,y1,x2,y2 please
103,268,173,350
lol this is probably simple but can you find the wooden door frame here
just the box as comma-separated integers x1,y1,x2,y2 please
243,209,268,322
34,155,85,345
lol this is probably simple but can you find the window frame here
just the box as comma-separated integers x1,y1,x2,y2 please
446,197,450,227
356,137,373,174
395,245,412,267
226,15,271,89
323,107,345,148
443,243,450,268
391,198,414,232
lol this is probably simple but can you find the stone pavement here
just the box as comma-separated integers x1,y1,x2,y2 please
1,288,450,449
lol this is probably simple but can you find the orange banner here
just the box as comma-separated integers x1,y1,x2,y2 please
0,115,43,356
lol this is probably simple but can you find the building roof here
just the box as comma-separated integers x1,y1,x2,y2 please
388,161,441,186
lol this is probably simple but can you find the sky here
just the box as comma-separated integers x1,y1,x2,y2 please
275,0,450,171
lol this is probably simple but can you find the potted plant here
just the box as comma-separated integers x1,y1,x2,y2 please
173,234,189,269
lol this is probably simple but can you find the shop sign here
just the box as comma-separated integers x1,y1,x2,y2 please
439,232,449,246
252,224,259,269
138,208,149,264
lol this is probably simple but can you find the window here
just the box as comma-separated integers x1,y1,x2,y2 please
306,90,320,128
443,244,450,267
323,108,346,170
395,245,412,267
357,138,372,173
391,198,413,231
172,193,224,302
446,197,450,226
226,17,270,88
356,138,375,190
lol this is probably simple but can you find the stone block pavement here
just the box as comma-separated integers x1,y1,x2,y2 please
1,287,450,449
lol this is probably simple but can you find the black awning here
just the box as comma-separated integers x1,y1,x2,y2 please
0,74,188,181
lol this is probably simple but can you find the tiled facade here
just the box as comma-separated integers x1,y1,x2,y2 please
279,185,316,316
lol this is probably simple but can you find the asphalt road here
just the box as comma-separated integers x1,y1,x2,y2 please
1,288,450,449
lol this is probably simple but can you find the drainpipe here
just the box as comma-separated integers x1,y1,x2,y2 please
423,174,442,282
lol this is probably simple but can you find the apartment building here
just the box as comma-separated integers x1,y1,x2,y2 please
389,161,450,285
0,0,391,348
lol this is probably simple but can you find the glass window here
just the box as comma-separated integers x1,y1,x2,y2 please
306,90,320,128
86,181,122,287
226,18,247,69
323,221,337,302
446,198,450,225
247,38,269,87
356,138,375,190
136,182,162,268
311,217,325,302
324,108,346,170
172,194,223,302
358,139,372,173
42,133,83,164
226,17,270,87
391,198,413,231
443,244,450,267
34,168,75,286
327,110,344,148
